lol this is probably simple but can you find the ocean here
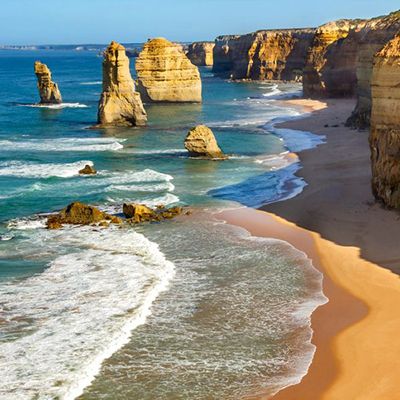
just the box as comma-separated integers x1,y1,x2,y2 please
0,49,327,399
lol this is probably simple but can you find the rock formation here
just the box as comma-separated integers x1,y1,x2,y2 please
370,34,400,208
46,202,122,229
123,203,184,223
34,61,62,104
347,11,400,128
135,38,202,102
79,164,96,175
187,42,215,66
184,125,226,159
212,29,315,81
97,41,147,127
302,19,366,97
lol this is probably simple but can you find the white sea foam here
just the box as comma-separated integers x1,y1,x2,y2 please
20,102,88,109
0,226,175,400
79,81,102,85
262,84,281,97
0,137,124,152
254,152,298,170
0,160,94,178
122,148,186,155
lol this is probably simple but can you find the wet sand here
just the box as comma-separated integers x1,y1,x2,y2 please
220,98,400,399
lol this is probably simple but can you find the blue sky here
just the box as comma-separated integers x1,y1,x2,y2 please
1,0,399,45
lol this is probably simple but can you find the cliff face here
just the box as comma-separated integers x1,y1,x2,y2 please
347,11,400,128
303,20,367,97
213,29,315,81
97,41,147,127
187,42,215,66
136,38,202,102
34,61,62,104
370,34,400,207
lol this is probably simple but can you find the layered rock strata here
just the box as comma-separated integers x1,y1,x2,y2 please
212,29,315,81
136,38,202,102
303,19,367,97
347,11,400,128
97,41,147,126
184,125,226,159
187,42,215,66
370,34,400,207
34,61,62,104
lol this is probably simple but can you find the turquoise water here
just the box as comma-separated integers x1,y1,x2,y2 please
0,50,326,399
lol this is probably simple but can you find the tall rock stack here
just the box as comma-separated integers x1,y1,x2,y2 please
212,29,315,81
97,41,147,127
136,38,202,102
370,34,400,208
34,61,62,104
346,11,400,128
187,42,215,66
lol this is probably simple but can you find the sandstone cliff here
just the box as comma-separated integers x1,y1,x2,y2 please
370,34,400,207
302,19,367,97
97,41,147,127
212,29,315,81
136,38,202,102
187,42,215,66
347,11,400,128
34,61,62,104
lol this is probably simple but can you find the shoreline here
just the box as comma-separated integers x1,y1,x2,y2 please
220,98,400,399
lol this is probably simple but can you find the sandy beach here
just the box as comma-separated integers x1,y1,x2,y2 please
220,98,400,399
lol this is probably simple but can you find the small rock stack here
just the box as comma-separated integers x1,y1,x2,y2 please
34,61,62,104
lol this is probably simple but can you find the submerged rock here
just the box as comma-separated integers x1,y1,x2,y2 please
78,164,97,175
97,41,147,127
46,202,121,229
184,125,226,159
370,33,400,208
136,38,202,102
123,203,183,223
187,42,215,66
34,61,62,104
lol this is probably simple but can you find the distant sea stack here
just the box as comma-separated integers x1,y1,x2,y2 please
97,41,147,127
212,29,315,81
34,61,62,104
346,11,400,129
370,33,400,208
136,38,202,102
187,42,215,66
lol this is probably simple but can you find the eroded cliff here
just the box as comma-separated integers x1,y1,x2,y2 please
370,34,400,207
97,41,147,127
212,29,315,81
136,38,202,102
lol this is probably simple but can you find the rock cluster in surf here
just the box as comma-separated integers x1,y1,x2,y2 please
97,41,147,127
34,61,62,104
370,33,400,208
187,42,215,66
184,125,227,159
136,38,202,102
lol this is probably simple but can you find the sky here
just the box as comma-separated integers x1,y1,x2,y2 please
1,0,399,45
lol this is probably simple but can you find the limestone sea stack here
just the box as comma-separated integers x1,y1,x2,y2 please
370,34,400,208
187,42,215,66
97,41,147,127
184,125,226,159
212,29,315,81
34,61,62,104
136,38,202,102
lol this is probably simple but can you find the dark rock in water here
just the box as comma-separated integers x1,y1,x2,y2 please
123,203,184,223
79,164,97,175
46,202,121,229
